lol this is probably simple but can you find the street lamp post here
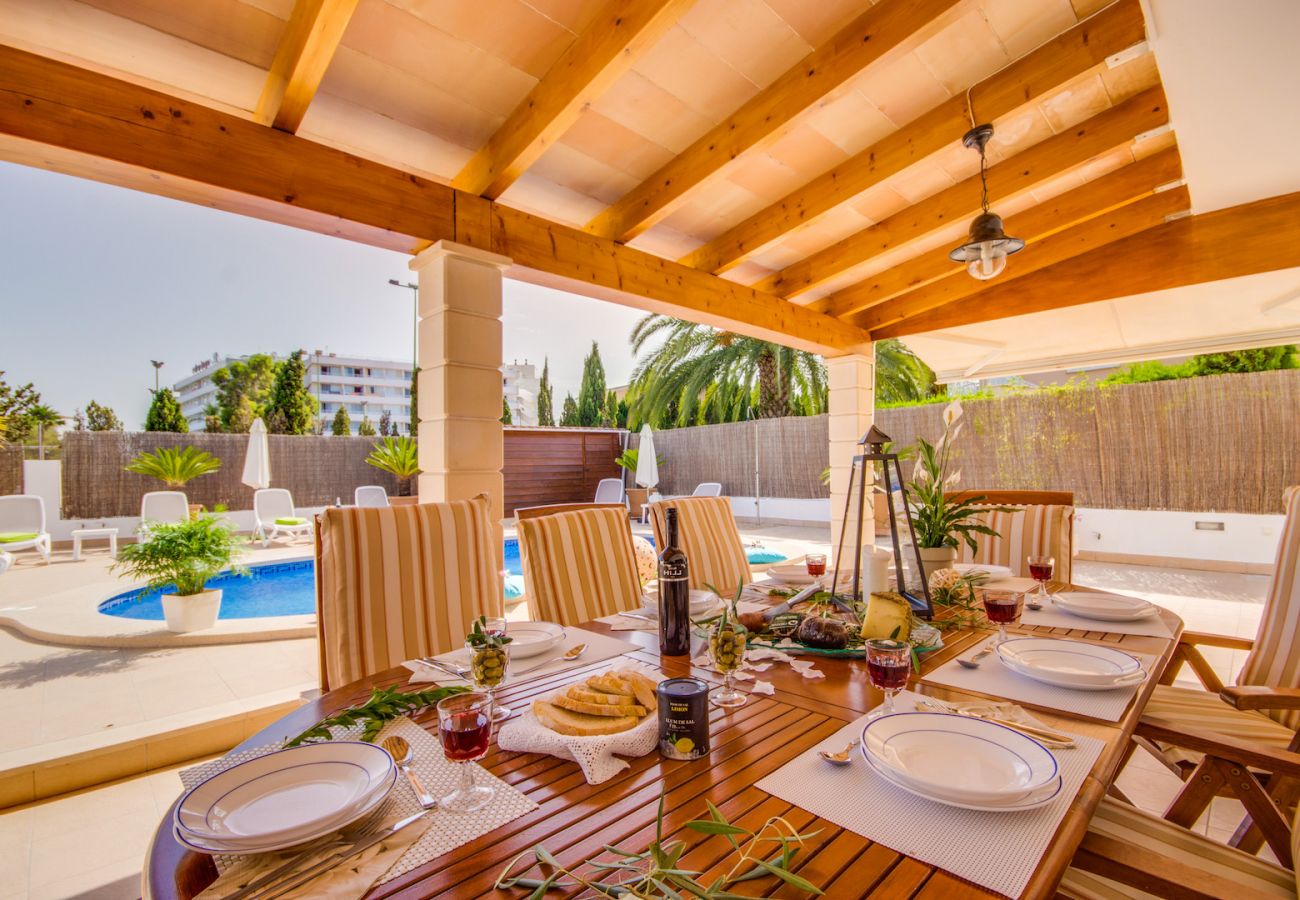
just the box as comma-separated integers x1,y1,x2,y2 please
387,279,419,435
150,359,165,393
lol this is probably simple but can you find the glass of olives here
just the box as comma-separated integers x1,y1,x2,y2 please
466,615,512,723
708,615,748,709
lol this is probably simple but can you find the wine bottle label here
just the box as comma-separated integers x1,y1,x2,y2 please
660,563,688,580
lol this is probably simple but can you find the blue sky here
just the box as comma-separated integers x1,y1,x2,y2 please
0,162,644,428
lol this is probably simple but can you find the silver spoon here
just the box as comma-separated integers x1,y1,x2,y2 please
511,643,587,675
956,645,994,669
381,735,436,809
818,738,861,766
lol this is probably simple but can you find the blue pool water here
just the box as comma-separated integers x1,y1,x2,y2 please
99,537,788,621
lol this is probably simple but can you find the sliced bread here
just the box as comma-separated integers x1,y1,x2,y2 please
532,700,638,736
551,693,647,718
568,688,635,706
587,674,635,697
614,669,659,712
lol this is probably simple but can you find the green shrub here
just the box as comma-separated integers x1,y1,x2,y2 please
114,516,246,596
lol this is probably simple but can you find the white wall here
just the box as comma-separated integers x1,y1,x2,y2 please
1075,507,1282,567
21,461,325,542
729,496,830,524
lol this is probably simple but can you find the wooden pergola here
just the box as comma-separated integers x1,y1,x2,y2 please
1,0,1297,529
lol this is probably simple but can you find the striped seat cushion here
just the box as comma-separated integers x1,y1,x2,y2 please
1143,683,1296,766
315,495,504,691
1237,487,1300,730
957,503,1074,583
1058,796,1296,898
649,497,751,595
516,506,643,626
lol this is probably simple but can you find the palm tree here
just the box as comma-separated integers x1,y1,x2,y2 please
627,315,935,428
25,404,64,460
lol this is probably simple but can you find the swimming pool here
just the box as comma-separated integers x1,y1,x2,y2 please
98,537,789,621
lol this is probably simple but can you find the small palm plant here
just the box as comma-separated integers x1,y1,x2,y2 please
366,436,420,496
125,446,222,487
114,516,246,597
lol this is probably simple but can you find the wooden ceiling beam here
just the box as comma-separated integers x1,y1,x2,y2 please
869,190,1300,339
680,0,1148,275
583,0,966,243
859,183,1189,332
753,84,1169,299
452,0,696,199
0,45,869,355
254,0,359,133
823,145,1183,320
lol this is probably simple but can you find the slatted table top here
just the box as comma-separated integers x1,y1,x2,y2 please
145,591,1182,900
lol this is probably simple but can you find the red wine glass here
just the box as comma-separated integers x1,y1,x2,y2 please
981,589,1024,644
805,553,827,578
1027,555,1054,605
865,639,911,717
437,692,495,813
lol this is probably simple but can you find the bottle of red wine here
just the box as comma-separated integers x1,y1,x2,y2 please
658,508,690,656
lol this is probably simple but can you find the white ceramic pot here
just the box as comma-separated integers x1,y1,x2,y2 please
917,546,957,581
161,589,222,633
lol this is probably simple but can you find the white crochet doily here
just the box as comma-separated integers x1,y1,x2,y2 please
495,663,660,784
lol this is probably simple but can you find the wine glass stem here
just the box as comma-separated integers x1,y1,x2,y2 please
998,624,1007,643
724,671,735,696
458,760,474,794
882,690,895,714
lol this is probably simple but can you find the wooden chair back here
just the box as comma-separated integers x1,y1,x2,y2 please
1238,486,1300,728
951,491,1076,582
515,505,642,625
648,496,751,594
313,494,503,692
947,490,1074,506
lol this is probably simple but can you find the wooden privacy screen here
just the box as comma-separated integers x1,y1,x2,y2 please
0,445,21,496
502,427,623,516
61,432,401,518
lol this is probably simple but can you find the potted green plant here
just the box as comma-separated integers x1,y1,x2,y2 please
113,516,246,632
905,402,1007,578
366,435,420,498
125,446,222,518
615,448,665,517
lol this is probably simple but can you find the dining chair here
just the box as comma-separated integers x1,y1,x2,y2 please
139,490,189,541
1059,789,1300,898
313,494,504,691
593,478,625,505
648,496,750,594
692,482,723,497
949,490,1075,583
353,485,389,508
515,504,643,626
1123,485,1300,858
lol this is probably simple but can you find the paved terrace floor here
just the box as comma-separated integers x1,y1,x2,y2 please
0,523,1274,898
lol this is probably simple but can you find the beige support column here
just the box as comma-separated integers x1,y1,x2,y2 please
408,240,511,540
826,349,875,556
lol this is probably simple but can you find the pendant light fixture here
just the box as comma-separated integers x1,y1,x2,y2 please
949,124,1024,280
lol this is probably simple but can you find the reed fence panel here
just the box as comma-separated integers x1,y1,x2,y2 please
0,445,21,496
61,432,401,518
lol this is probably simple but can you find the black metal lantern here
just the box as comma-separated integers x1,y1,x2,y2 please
949,124,1025,280
832,425,933,618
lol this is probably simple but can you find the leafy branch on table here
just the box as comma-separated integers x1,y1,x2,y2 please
285,685,468,746
495,794,823,898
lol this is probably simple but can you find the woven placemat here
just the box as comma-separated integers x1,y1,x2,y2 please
179,716,536,885
756,691,1103,899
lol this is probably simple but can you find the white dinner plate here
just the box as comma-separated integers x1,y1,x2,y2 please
1052,592,1157,622
860,747,1063,812
861,712,1058,804
997,638,1146,690
175,742,393,846
953,563,1015,579
637,589,718,618
764,563,820,586
503,621,566,658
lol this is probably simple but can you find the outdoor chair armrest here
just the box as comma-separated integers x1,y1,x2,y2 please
1137,715,1300,778
1179,630,1255,651
1221,685,1300,712
1073,832,1284,900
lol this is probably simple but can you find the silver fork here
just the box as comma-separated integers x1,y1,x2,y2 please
415,657,468,680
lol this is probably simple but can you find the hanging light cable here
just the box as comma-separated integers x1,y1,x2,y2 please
949,124,1024,280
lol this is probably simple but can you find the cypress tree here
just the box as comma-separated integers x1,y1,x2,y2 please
144,388,188,432
536,358,554,426
576,342,606,427
85,400,124,431
500,396,512,424
357,416,377,436
559,393,579,426
264,350,316,434
602,390,618,428
331,406,351,435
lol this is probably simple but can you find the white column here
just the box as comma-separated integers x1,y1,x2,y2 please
408,241,511,536
826,350,875,556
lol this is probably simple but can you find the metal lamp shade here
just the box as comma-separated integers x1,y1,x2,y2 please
949,212,1025,262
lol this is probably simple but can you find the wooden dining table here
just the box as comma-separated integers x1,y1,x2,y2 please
145,585,1183,900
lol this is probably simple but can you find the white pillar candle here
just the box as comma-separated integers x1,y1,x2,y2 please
861,545,891,594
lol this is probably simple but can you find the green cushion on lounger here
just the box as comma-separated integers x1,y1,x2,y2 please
0,532,37,543
275,517,308,526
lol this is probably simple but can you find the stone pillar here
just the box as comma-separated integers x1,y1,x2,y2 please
826,350,875,558
408,240,511,541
